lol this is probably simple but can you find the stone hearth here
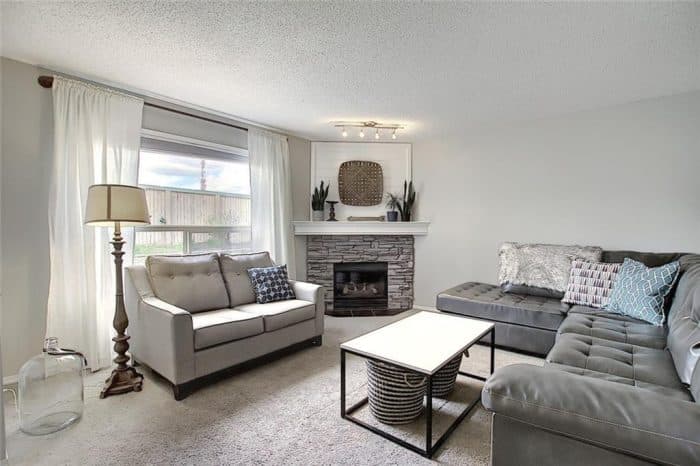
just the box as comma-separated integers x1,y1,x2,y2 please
306,235,414,316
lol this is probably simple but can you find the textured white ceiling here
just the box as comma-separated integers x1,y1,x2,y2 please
2,1,699,141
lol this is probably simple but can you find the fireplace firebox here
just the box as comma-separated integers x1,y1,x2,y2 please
333,262,388,311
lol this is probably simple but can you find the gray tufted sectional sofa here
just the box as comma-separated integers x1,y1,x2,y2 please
124,251,324,400
437,250,686,355
440,250,700,465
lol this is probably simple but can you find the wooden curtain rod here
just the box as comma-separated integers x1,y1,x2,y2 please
37,75,249,132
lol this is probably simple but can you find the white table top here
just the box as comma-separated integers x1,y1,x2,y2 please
340,311,494,375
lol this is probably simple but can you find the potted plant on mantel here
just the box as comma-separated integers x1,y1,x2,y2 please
311,181,330,221
397,180,416,222
385,193,400,222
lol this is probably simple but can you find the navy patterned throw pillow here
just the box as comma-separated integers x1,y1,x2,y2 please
247,265,296,304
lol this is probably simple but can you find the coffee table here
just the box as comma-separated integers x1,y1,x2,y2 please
340,311,495,458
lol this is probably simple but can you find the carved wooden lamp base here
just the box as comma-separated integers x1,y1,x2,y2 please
100,366,143,399
99,230,144,399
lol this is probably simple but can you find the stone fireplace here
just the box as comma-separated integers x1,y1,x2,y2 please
306,235,414,316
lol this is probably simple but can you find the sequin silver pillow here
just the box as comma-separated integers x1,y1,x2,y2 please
247,265,296,304
499,243,603,296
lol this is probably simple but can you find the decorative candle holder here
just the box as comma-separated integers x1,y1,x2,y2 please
326,201,339,221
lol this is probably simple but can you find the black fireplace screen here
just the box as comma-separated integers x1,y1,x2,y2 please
333,262,388,310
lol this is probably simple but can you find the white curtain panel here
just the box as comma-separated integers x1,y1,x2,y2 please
248,128,295,275
47,76,144,371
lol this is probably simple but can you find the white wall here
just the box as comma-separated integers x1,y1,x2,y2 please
289,136,311,280
0,58,53,378
412,91,700,308
0,52,6,464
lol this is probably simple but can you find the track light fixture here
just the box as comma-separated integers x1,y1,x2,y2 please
331,121,405,140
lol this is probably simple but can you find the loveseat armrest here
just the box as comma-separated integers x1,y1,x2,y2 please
482,364,700,465
290,280,322,303
125,266,195,385
290,280,324,336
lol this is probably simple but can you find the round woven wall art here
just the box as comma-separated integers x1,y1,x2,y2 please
338,160,384,206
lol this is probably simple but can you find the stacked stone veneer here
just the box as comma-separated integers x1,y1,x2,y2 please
306,235,414,315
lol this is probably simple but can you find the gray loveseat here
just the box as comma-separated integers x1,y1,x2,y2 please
481,254,700,465
124,251,324,400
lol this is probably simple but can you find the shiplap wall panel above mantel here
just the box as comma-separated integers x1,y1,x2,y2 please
310,142,412,220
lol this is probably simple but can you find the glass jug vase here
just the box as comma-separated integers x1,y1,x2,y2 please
18,337,85,435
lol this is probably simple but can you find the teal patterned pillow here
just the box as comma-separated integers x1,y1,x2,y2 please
604,258,680,326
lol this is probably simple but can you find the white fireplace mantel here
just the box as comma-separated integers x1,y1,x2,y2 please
292,221,430,236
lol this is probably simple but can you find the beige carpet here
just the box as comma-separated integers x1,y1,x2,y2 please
4,311,541,465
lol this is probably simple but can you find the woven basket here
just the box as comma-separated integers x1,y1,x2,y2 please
338,160,384,206
366,360,427,425
431,354,462,398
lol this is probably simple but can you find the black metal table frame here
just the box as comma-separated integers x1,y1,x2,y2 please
340,326,495,458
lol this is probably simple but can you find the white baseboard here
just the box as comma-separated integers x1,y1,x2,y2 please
413,304,438,312
2,375,17,386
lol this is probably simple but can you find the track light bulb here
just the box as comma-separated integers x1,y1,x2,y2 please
392,129,397,139
359,128,365,138
375,129,380,139
341,127,347,137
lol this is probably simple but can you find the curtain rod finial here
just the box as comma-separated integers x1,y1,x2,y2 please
38,75,53,88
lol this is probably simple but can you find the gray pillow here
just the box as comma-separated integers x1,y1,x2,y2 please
220,251,275,306
499,243,603,296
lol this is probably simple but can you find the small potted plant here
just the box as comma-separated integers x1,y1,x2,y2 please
385,193,400,222
311,181,330,221
396,180,416,222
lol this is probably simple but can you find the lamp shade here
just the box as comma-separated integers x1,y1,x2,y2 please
84,184,150,227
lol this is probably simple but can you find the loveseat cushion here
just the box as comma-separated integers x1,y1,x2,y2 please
546,333,684,390
437,282,569,331
558,312,667,349
191,309,264,350
220,252,275,306
146,253,230,313
236,299,315,332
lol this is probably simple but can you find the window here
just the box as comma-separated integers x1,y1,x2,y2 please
134,133,251,263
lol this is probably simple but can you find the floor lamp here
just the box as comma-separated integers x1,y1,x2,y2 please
84,184,150,398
